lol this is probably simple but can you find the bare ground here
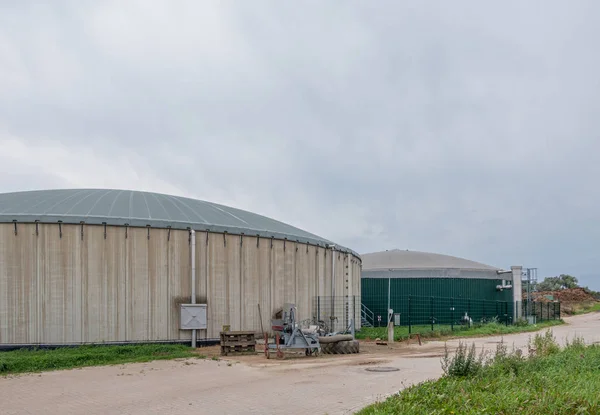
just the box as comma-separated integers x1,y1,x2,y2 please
2,313,599,415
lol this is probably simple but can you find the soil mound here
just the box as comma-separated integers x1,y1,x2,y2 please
528,287,597,303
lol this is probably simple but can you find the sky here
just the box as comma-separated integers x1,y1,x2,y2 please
1,1,599,289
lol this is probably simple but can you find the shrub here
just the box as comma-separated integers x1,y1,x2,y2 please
514,317,529,327
441,341,484,377
565,334,587,350
530,330,560,357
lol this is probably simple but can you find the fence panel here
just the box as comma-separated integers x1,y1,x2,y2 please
313,295,561,338
312,296,357,333
357,294,559,335
520,300,561,322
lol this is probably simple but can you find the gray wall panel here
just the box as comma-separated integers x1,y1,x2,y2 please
41,224,82,343
207,232,227,337
127,227,149,341
241,236,260,333
226,234,242,332
258,237,271,335
169,229,191,341
0,224,37,344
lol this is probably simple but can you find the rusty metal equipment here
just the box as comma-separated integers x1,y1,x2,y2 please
266,303,321,359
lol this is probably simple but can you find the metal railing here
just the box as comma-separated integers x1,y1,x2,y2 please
361,303,374,327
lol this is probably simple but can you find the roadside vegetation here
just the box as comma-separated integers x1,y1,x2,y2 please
572,301,600,315
358,330,600,415
0,344,202,375
356,318,564,342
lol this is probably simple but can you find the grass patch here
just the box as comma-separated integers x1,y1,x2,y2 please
0,344,203,375
356,319,564,342
358,331,600,414
572,301,600,315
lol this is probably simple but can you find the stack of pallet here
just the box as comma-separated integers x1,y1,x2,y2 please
220,331,256,356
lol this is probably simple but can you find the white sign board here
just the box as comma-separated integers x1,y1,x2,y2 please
180,304,207,330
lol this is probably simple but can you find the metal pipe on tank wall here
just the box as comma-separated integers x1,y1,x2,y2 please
191,229,196,348
331,246,335,299
328,244,336,331
387,277,391,315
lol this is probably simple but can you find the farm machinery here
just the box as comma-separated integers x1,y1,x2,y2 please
265,303,358,359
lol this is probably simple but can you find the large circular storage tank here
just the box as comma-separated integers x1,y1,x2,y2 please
0,189,361,346
360,249,515,326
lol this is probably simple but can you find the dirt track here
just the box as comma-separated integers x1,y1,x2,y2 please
2,313,599,415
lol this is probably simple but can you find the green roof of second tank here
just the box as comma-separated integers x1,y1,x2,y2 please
0,188,357,254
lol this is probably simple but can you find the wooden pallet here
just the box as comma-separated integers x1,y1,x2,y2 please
220,331,256,356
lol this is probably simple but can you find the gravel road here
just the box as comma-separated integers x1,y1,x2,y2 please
1,313,599,415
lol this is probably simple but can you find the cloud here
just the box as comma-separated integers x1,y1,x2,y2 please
1,1,599,288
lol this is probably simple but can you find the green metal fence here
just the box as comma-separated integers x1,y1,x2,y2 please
362,294,513,331
360,295,561,334
309,294,562,336
519,300,561,323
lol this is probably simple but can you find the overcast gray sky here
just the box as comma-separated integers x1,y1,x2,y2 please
1,1,599,289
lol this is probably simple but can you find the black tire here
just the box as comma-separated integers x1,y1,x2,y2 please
321,340,360,354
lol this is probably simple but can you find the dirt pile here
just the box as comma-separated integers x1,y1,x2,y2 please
527,288,598,303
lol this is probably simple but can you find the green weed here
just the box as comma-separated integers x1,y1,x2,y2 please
441,341,484,377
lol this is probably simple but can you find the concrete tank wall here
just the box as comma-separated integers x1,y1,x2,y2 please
0,223,361,345
195,233,361,339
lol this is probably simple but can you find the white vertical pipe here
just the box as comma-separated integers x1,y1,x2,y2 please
191,229,196,348
387,277,391,316
329,244,336,331
331,246,335,299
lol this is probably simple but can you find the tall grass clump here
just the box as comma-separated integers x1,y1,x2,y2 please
441,341,484,377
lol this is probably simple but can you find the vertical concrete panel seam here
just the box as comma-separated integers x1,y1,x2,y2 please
36,226,41,343
81,227,87,343
294,242,298,305
239,235,244,330
147,231,151,341
269,239,273,317
167,230,172,339
124,228,129,340
205,233,210,339
166,229,171,339
225,236,229,327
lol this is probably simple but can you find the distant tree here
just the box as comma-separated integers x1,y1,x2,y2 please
537,276,561,291
559,274,579,289
536,274,579,291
